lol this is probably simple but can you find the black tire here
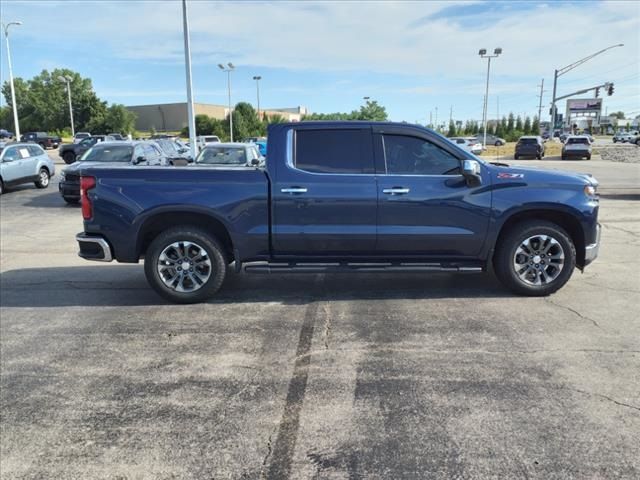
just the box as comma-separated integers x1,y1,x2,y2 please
494,220,576,296
62,196,79,204
63,152,76,164
586,155,591,160
0,179,4,195
536,154,542,160
561,155,566,160
39,142,46,149
613,138,617,143
495,141,501,146
514,154,519,160
144,226,227,304
34,168,50,189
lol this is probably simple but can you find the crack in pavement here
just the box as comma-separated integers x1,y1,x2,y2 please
545,298,603,330
567,387,640,412
322,303,332,350
259,433,274,479
602,223,640,238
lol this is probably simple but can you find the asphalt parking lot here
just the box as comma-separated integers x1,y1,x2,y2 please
1,151,639,478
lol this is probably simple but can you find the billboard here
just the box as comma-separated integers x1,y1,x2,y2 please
566,98,602,128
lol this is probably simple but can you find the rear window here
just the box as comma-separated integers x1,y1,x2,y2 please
203,136,219,143
196,146,247,165
295,129,372,174
80,145,133,162
567,138,589,145
519,138,537,144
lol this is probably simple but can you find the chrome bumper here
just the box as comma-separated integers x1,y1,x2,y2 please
76,233,113,262
584,223,601,266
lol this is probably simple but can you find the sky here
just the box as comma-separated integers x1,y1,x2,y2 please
1,0,639,125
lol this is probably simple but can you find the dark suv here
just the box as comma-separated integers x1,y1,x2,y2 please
514,136,545,160
21,131,61,149
59,135,115,164
59,141,167,203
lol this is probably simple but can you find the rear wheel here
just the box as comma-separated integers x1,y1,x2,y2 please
62,196,79,204
34,168,50,189
63,152,76,164
494,220,575,296
144,226,227,304
536,154,542,160
514,154,519,160
0,179,4,195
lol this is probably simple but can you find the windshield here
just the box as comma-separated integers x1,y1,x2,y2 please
75,133,90,139
155,139,179,155
80,145,133,162
519,138,537,144
567,138,589,145
196,146,247,165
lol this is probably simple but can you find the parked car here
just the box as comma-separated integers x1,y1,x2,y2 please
196,135,220,149
562,136,592,160
449,137,483,155
0,142,55,194
613,131,635,143
195,143,263,167
0,129,14,139
243,137,268,156
59,135,115,164
108,133,126,141
473,134,506,146
152,138,192,165
21,131,61,149
59,141,167,204
514,136,545,160
75,121,600,304
73,132,91,143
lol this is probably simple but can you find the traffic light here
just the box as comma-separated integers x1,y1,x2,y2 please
608,83,615,96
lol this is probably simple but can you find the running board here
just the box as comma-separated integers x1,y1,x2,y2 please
243,262,483,274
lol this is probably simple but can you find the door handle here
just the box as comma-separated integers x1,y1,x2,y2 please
382,187,410,195
281,187,308,194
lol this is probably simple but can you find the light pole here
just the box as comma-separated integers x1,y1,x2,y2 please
182,0,197,160
219,63,235,141
2,21,22,140
549,44,623,136
479,47,502,148
252,75,261,119
57,75,75,137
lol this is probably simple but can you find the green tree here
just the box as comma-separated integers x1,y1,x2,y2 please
531,116,540,135
507,113,515,133
515,115,523,132
609,111,625,119
523,116,531,135
447,120,456,137
357,100,388,121
86,104,137,134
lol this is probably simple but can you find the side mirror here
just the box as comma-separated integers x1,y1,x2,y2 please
135,156,145,164
461,159,482,186
250,158,261,166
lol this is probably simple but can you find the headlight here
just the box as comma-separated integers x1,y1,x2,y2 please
584,185,597,197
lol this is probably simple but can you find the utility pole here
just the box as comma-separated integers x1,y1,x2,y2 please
537,78,545,122
435,107,438,132
429,111,432,128
218,63,235,141
57,76,75,137
181,0,197,160
449,105,453,124
253,75,262,118
2,21,22,140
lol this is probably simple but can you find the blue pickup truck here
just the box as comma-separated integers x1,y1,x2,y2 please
75,122,600,303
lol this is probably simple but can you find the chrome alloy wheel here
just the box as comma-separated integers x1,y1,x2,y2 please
39,170,49,186
157,241,212,293
513,234,565,286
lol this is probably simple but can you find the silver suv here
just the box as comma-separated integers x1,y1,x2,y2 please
0,142,56,194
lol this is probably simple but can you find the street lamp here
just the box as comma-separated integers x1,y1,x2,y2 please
479,47,502,148
2,21,22,140
252,75,262,119
57,75,75,137
363,96,370,101
549,44,623,136
219,63,235,141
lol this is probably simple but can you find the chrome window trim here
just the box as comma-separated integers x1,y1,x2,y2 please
284,127,467,179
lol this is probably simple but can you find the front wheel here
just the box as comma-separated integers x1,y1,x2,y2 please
34,168,50,188
62,196,79,204
494,220,576,296
144,226,227,303
63,152,75,164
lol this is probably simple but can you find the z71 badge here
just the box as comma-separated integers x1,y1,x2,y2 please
497,172,524,179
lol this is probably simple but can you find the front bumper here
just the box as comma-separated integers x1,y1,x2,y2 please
58,180,80,199
584,223,601,266
76,233,113,262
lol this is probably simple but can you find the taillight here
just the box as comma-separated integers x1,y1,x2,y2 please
80,176,96,220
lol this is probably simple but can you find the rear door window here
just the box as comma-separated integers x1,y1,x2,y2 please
294,129,373,174
27,145,45,157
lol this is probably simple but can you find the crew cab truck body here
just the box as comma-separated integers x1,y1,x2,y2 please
76,122,600,303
